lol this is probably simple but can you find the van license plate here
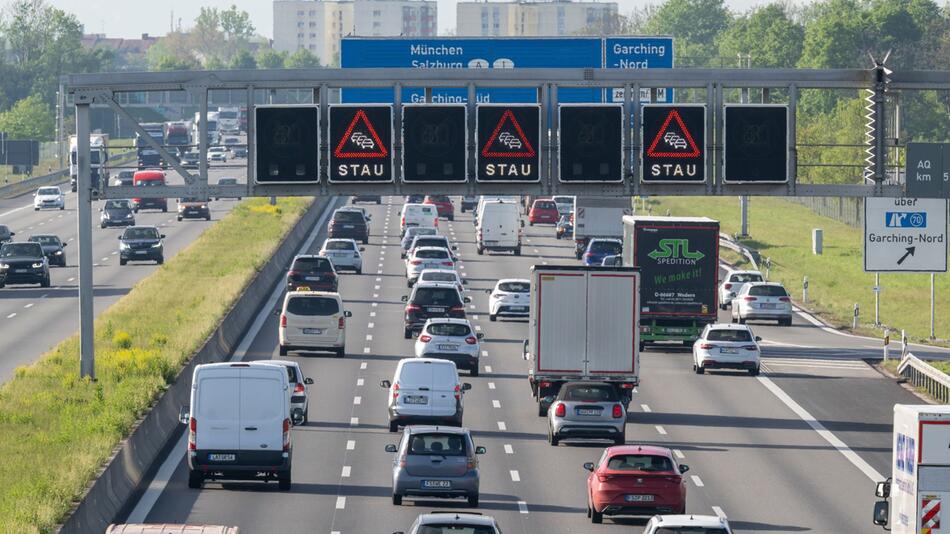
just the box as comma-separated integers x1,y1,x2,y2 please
209,453,236,462
423,480,451,489
303,328,324,335
625,494,654,502
405,395,428,404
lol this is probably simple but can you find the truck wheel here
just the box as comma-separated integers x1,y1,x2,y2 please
639,342,645,352
537,401,547,417
279,345,288,356
187,470,203,489
277,471,291,491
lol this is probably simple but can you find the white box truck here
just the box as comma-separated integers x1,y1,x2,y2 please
522,265,640,416
69,133,109,194
572,197,632,258
874,404,950,533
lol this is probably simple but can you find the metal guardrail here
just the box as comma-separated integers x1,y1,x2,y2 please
0,151,135,199
898,352,950,403
718,232,760,271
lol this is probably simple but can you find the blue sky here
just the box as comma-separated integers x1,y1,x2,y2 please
47,0,802,40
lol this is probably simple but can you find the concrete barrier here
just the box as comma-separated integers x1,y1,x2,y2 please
56,195,336,534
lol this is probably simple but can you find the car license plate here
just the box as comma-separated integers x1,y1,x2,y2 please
343,224,354,229
405,395,428,405
303,328,324,335
427,307,446,313
720,348,738,354
14,269,27,273
625,494,654,502
510,306,527,312
484,241,498,245
437,344,459,351
576,408,599,416
305,276,321,281
423,480,451,489
134,250,147,255
209,453,236,462
761,303,776,309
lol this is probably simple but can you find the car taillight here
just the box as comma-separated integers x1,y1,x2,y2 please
449,305,465,314
584,252,593,258
419,334,432,342
441,261,454,267
596,473,614,483
398,454,407,468
434,219,438,227
744,296,758,301
410,260,422,265
280,314,287,328
724,283,733,289
554,403,566,417
393,382,400,400
779,296,791,302
467,455,478,469
406,304,421,312
612,404,623,418
454,384,461,400
640,325,651,333
700,343,715,349
401,216,405,226
294,383,305,394
338,316,345,329
540,381,552,388
620,383,635,389
282,418,290,452
478,230,483,240
287,270,299,278
188,417,197,450
465,336,478,345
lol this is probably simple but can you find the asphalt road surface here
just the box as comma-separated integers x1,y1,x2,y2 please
129,196,950,533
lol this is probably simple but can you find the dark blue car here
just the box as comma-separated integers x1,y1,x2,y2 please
582,238,623,266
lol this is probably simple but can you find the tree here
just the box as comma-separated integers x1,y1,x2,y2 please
798,0,870,69
256,48,288,69
220,5,255,41
151,55,199,71
643,0,732,65
284,48,321,69
229,49,257,70
718,4,804,68
0,94,55,140
146,33,198,71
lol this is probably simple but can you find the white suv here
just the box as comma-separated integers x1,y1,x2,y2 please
278,290,351,357
731,282,793,326
719,269,764,309
642,515,733,533
487,278,530,321
693,323,762,376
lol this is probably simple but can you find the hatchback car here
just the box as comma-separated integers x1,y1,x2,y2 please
731,282,793,326
556,213,573,239
33,186,65,211
415,318,484,376
286,254,338,292
328,208,370,244
177,198,211,221
487,279,530,321
396,512,501,534
424,195,455,221
460,195,478,213
206,146,228,162
548,381,626,446
585,445,689,523
528,199,560,225
406,247,456,287
641,515,733,534
278,290,351,357
418,269,464,293
0,242,50,287
118,226,164,265
407,235,457,262
386,426,485,507
27,234,66,267
215,177,242,200
319,238,364,274
693,324,762,375
400,227,439,258
380,358,471,431
100,199,136,228
402,282,469,338
719,270,765,309
552,195,574,216
584,238,623,266
267,360,314,424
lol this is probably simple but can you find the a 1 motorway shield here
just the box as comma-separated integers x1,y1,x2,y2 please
476,104,540,182
864,197,947,272
641,105,705,183
328,105,393,183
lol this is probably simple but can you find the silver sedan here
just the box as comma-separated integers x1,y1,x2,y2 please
548,381,626,446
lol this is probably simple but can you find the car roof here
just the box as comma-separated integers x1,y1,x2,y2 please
324,238,357,243
590,237,622,243
293,254,329,260
133,170,164,179
285,290,341,299
412,246,450,254
29,234,59,239
416,512,496,526
607,444,674,457
420,268,459,276
125,225,160,231
398,357,458,369
423,317,470,326
650,514,730,528
406,425,470,436
706,323,752,331
744,281,785,288
413,281,459,289
496,278,529,285
265,360,301,370
412,235,449,241
726,269,763,275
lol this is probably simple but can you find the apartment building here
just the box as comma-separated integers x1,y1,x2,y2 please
456,0,618,37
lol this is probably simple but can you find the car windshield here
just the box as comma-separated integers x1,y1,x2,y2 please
0,226,10,236
333,211,364,223
105,200,131,210
134,178,163,186
730,273,763,283
498,281,529,293
0,243,42,257
561,384,618,402
427,323,471,337
706,329,753,342
218,111,238,119
417,525,495,534
286,296,339,316
422,272,457,283
590,241,622,254
413,287,462,306
407,433,468,456
123,228,160,240
292,257,333,273
37,188,59,195
29,236,60,246
553,196,573,204
534,200,556,209
748,285,789,297
325,240,355,251
654,528,729,534
416,249,449,259
606,454,674,472
118,171,134,178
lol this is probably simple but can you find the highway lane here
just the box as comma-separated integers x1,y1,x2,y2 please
134,196,940,533
0,165,245,381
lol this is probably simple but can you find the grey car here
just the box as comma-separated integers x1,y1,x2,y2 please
548,381,627,446
385,426,486,507
395,512,502,534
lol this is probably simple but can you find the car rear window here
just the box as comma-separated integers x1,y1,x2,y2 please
534,200,556,209
706,329,753,342
414,238,448,248
498,281,529,293
421,272,457,284
408,433,468,456
553,196,573,204
606,454,674,472
333,211,364,223
292,257,333,273
413,287,462,306
427,323,471,337
561,384,618,402
417,526,495,534
730,273,763,283
416,249,449,259
427,195,451,202
325,240,354,251
590,241,622,254
134,178,163,186
286,296,339,316
748,285,789,297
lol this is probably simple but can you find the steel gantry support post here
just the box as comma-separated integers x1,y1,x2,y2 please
75,101,95,379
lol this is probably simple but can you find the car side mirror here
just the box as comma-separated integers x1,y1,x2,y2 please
463,297,472,303
485,289,492,294
385,444,398,453
873,501,889,526
291,407,305,426
452,245,458,250
875,480,891,499
583,462,595,472
359,247,365,252
678,464,690,474
755,336,762,342
380,379,392,388
729,292,737,298
117,236,122,240
178,406,190,424
304,378,314,385
477,333,485,339
401,295,409,302
9,232,14,236
62,243,67,247
160,234,166,239
462,383,472,391
475,446,486,455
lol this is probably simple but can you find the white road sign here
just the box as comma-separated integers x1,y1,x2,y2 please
864,197,948,272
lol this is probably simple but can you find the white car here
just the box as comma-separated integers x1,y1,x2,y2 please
266,360,314,425
487,278,530,321
206,146,228,162
719,269,764,309
401,227,439,258
406,234,457,262
418,268,465,293
693,323,762,376
278,290,351,357
731,282,793,326
642,514,733,534
551,195,574,216
406,247,455,287
319,238,364,274
33,186,65,211
414,318,484,376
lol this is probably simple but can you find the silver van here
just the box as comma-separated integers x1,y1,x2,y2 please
380,358,471,432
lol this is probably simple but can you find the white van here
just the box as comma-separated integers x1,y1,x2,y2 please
180,362,293,490
380,358,471,432
474,195,519,227
400,203,439,236
279,290,351,357
476,200,523,255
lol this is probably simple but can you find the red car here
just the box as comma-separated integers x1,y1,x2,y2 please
584,445,688,524
528,199,559,226
424,195,455,221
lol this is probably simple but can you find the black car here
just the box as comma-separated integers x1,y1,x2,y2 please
460,195,477,213
351,195,381,204
177,197,211,221
215,177,243,200
118,226,165,265
112,170,135,187
27,234,66,267
286,254,338,292
0,225,15,244
402,281,470,339
100,199,136,228
327,209,370,244
0,242,50,287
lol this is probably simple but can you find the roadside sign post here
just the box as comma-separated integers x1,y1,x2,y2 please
902,329,908,358
932,273,937,340
875,275,881,325
76,101,95,379
864,197,948,273
854,303,859,330
884,328,890,362
802,275,808,303
765,257,772,280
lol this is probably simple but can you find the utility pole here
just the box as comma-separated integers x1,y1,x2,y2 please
76,101,95,379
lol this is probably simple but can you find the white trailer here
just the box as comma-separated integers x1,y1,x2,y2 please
572,197,632,258
523,265,640,416
69,134,109,193
874,404,950,534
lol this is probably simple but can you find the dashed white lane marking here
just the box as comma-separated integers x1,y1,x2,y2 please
370,311,376,318
712,506,726,518
363,347,371,354
497,421,507,431
68,237,74,242
360,362,368,370
374,285,380,290
365,334,373,341
376,277,382,282
41,293,48,298
655,425,667,435
100,257,109,262
488,382,496,390
518,501,529,514
484,365,492,373
111,251,118,255
691,475,705,487
6,313,16,319
481,350,488,357
68,277,75,282
469,304,476,310
533,249,539,253
673,449,685,459
335,497,346,510
504,444,514,454
367,322,375,329
373,293,379,298
372,302,378,307
510,470,521,482
641,404,652,413
492,400,501,408
24,303,33,309
350,417,359,426
346,440,356,450
353,396,362,405
542,261,548,265
341,466,351,478
356,378,364,387
376,270,382,274
475,325,482,331
473,314,479,320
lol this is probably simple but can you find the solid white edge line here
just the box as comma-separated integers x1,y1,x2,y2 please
757,375,884,482
126,197,340,523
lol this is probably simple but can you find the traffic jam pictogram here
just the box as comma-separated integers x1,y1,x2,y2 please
476,105,540,182
642,105,706,182
329,105,393,182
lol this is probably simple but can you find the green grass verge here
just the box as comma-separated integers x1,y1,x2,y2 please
0,197,312,533
645,197,949,346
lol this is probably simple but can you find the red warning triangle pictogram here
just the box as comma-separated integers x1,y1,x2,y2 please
481,109,536,158
646,109,701,158
334,109,388,159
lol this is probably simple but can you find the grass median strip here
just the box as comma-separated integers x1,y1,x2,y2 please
0,196,312,533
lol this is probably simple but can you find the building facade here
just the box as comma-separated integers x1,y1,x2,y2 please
456,1,618,37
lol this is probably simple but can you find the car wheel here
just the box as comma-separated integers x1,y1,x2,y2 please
206,215,211,221
100,223,106,229
468,494,479,508
739,317,747,324
362,237,369,245
392,493,402,505
162,206,167,213
177,216,183,222
591,506,603,524
156,257,164,265
187,470,203,489
749,366,760,376
476,246,483,255
719,303,726,310
615,431,626,445
470,366,479,377
404,328,412,339
33,207,39,211
489,314,497,322
41,276,50,288
782,318,792,326
514,247,521,256
695,364,705,375
277,471,291,491
335,347,345,358
389,420,399,433
537,401,547,417
119,258,127,266
548,427,559,446
639,342,645,352
376,200,381,205
279,345,288,356
303,409,309,424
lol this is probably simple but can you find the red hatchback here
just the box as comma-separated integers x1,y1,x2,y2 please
584,445,688,524
424,195,455,221
528,199,559,226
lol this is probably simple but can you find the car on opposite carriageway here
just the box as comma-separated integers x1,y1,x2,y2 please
33,186,65,211
118,226,165,265
177,197,211,221
100,199,136,228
